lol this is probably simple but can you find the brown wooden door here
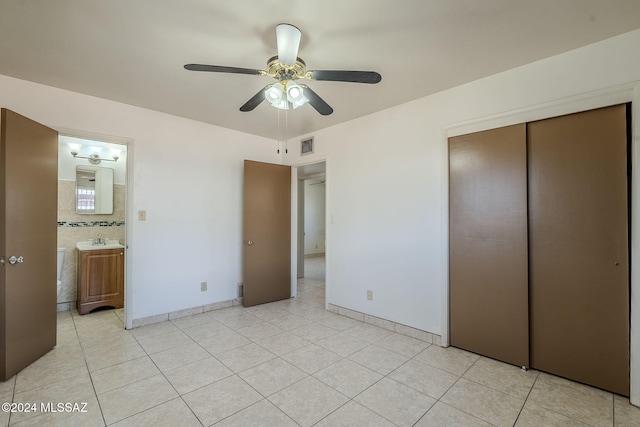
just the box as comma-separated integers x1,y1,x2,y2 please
528,104,629,395
449,124,529,368
0,109,58,380
243,160,291,307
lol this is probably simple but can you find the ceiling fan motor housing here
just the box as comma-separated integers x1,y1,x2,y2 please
266,56,308,82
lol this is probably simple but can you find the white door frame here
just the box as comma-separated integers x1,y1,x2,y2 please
55,127,133,329
291,157,328,307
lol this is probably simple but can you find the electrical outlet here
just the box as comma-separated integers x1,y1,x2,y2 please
367,290,373,301
138,210,146,221
200,281,207,292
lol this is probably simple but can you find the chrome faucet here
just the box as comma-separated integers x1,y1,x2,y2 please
93,233,105,245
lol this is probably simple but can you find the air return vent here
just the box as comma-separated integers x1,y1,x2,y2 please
301,137,314,155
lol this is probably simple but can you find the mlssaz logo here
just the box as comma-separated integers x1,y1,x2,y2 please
41,402,89,413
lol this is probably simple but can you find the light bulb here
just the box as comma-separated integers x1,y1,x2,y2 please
267,88,280,100
289,87,300,99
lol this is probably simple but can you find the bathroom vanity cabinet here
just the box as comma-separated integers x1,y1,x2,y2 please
77,247,124,315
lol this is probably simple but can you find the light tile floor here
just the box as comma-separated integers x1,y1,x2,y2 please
2,256,640,426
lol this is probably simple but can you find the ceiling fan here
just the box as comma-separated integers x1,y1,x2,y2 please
184,23,382,116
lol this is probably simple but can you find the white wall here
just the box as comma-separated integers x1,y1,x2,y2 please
0,75,278,322
303,180,326,255
285,29,640,337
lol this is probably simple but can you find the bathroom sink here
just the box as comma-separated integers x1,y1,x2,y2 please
76,241,125,251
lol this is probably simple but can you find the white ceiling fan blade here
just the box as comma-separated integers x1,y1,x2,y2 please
276,23,301,66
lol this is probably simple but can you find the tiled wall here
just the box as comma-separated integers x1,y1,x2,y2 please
57,180,126,311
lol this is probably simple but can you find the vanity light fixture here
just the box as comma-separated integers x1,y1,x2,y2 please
69,143,119,165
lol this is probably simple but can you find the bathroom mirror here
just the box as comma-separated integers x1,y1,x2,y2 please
76,166,114,214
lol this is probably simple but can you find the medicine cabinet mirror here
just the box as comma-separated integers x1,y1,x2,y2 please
76,166,114,214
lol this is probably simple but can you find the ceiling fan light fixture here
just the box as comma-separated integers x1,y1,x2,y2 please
274,98,290,110
265,83,289,110
185,23,382,116
289,86,300,98
266,85,282,101
286,82,308,109
276,23,301,66
290,96,309,109
286,82,302,100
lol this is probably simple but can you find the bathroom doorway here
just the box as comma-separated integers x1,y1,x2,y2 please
57,135,128,319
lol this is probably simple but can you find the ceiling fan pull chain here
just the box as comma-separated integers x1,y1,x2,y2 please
277,108,281,153
285,110,288,153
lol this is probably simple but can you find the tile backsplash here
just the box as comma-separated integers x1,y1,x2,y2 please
57,180,126,311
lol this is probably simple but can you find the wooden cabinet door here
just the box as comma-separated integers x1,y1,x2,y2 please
449,124,529,368
77,248,124,314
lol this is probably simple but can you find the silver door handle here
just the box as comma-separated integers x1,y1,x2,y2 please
8,255,24,265
246,240,254,246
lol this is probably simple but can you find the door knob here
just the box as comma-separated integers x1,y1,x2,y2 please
246,240,254,246
8,255,24,265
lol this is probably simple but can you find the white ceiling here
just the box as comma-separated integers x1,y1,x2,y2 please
2,0,640,139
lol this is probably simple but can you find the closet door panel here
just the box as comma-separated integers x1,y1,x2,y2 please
449,124,529,367
528,104,629,396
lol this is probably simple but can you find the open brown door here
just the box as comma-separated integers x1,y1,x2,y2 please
243,160,291,307
449,124,529,368
528,104,629,395
1,109,58,380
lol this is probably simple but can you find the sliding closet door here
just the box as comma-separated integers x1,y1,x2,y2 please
528,104,629,395
449,124,529,368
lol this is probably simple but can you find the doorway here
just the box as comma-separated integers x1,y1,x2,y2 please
296,161,327,304
56,135,128,318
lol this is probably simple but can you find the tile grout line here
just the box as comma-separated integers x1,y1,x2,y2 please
107,316,195,425
419,353,498,426
71,310,109,426
7,361,18,427
517,378,603,427
184,294,380,425
127,318,206,427
169,311,308,425
180,302,325,425
511,369,539,427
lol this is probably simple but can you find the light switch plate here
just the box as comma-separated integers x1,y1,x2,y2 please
138,210,146,221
